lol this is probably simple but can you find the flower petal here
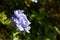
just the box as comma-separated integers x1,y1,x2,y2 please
26,26,31,30
32,0,37,3
25,28,30,33
16,24,24,31
24,26,31,33
12,17,19,24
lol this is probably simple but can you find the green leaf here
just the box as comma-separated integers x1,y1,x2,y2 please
54,26,60,34
25,0,30,7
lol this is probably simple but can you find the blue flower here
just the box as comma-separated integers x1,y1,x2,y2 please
12,10,31,33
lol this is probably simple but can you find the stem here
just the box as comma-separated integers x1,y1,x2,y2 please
22,31,25,40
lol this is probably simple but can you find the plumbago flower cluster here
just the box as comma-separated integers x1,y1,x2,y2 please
12,10,31,33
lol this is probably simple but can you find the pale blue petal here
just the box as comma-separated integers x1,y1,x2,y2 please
16,24,24,31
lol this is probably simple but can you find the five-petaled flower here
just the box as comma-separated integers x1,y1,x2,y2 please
12,10,31,33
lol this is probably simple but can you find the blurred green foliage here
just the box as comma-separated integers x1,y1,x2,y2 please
0,0,60,40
